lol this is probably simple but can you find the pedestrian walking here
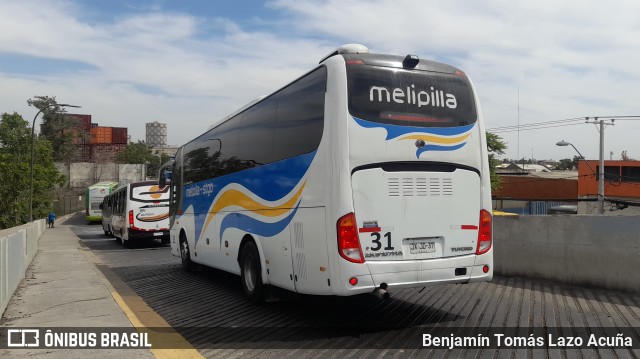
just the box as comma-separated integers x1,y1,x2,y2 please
48,211,56,228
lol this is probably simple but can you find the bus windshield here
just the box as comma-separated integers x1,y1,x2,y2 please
347,64,477,127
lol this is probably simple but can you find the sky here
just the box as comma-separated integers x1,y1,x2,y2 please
1,0,639,161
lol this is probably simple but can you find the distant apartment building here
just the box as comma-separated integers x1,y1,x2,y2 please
146,121,167,146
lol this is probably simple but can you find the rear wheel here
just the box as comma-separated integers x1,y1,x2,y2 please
180,234,197,271
240,241,265,303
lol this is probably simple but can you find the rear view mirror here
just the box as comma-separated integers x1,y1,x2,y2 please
158,160,174,188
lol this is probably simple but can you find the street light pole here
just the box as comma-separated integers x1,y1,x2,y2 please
556,140,603,214
29,103,81,222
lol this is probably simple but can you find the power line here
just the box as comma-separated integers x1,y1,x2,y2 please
487,115,640,134
487,117,585,133
490,122,585,133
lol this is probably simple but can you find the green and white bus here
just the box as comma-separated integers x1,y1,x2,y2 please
85,181,118,222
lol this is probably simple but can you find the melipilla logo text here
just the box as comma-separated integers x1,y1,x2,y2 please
369,85,458,109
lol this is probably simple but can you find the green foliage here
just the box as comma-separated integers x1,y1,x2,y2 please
0,112,65,229
556,157,581,171
116,141,172,178
27,95,81,163
486,132,507,191
116,141,154,164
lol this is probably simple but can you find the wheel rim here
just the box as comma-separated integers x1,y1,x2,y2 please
243,254,255,292
181,241,189,260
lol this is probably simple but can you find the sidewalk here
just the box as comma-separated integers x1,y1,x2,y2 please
0,214,154,358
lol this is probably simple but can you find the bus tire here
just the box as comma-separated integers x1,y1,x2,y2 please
180,234,196,271
240,241,265,304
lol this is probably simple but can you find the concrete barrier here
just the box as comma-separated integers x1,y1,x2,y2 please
2,215,638,317
494,215,640,293
0,219,45,316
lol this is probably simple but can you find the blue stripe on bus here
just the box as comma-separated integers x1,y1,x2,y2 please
218,203,300,240
353,116,475,139
416,143,467,157
182,150,316,244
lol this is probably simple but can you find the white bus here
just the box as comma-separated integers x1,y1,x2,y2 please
86,182,118,222
165,44,493,303
104,181,170,245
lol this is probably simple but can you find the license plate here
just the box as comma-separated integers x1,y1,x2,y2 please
409,240,435,254
154,232,163,236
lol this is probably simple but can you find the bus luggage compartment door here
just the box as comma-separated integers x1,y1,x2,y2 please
351,167,481,262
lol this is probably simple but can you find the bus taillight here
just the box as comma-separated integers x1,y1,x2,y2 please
337,212,364,264
476,209,492,255
129,210,134,228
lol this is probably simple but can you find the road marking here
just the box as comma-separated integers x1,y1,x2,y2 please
110,289,204,359
81,244,205,359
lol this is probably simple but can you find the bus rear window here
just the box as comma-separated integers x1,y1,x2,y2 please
347,65,477,127
130,184,169,202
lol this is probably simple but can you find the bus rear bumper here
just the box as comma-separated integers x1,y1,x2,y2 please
127,229,170,241
336,254,493,296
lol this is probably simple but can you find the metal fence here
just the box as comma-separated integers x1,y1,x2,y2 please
52,193,85,217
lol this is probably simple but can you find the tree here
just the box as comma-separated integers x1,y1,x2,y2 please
556,156,582,171
116,140,154,164
486,132,507,191
0,112,65,228
116,141,172,178
556,158,575,170
27,96,82,163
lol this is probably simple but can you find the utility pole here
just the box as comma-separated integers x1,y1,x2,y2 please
598,119,605,214
585,117,614,214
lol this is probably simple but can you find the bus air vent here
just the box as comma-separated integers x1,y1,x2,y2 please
388,177,453,197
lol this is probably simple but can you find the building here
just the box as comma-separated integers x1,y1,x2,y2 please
493,171,578,215
497,163,552,173
493,160,640,215
578,160,640,213
146,121,167,146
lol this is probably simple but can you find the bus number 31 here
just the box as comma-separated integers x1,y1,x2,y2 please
370,232,394,251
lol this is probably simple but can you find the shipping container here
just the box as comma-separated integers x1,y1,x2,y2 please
111,127,128,144
90,127,113,144
78,115,92,130
67,114,92,130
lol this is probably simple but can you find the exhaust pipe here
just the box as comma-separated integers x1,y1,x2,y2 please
373,287,390,300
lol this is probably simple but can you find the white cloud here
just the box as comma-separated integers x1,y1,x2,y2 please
270,0,640,160
1,0,640,160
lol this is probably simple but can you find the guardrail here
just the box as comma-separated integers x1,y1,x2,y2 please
494,215,640,293
0,219,45,316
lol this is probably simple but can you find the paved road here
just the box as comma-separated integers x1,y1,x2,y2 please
68,213,640,358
